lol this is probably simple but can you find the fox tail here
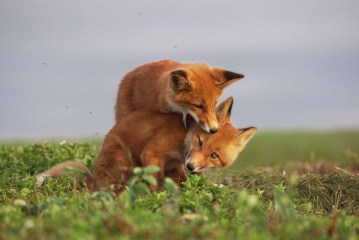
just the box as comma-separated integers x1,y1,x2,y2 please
35,161,95,189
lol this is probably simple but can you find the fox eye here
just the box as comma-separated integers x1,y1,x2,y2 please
210,153,219,159
198,137,202,147
193,104,203,109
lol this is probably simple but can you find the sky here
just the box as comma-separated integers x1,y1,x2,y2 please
0,0,358,140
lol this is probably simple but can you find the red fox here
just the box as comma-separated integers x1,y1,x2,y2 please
114,59,245,133
36,97,257,192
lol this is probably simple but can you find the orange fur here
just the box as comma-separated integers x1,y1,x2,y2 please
184,97,257,173
36,97,256,192
115,59,244,133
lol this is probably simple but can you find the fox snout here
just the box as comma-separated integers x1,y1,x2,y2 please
185,113,218,134
186,162,204,176
197,111,218,134
185,162,205,174
186,162,195,171
210,128,218,133
185,154,205,174
199,121,218,133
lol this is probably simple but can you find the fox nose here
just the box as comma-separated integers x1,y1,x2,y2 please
210,128,218,134
186,163,195,171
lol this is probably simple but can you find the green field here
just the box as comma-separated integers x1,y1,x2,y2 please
230,130,359,171
1,131,359,239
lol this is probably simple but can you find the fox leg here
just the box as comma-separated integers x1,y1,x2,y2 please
94,148,134,192
165,165,187,187
140,150,165,192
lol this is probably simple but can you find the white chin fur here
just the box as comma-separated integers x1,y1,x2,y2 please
199,124,210,133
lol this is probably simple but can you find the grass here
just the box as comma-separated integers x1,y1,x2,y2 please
229,130,359,171
1,131,359,239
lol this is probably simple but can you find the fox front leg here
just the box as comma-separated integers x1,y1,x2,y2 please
165,165,187,187
140,150,165,192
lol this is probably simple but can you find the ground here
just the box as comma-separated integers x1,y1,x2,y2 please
0,131,358,239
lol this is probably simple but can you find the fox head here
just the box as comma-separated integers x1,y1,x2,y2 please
184,96,257,174
168,64,244,134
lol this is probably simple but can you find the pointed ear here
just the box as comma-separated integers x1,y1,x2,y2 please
236,127,257,146
215,97,233,125
213,67,245,90
169,70,192,92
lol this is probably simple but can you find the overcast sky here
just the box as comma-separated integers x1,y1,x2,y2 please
0,0,358,140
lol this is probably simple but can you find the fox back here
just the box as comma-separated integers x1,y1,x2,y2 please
94,110,188,191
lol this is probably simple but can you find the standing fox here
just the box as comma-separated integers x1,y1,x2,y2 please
36,97,257,192
115,59,245,133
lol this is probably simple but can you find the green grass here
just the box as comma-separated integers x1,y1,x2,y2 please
230,130,359,171
1,131,359,239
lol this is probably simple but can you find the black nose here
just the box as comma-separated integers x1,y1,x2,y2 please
210,128,218,134
187,163,195,171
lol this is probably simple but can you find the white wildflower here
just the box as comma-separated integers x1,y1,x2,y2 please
24,220,34,228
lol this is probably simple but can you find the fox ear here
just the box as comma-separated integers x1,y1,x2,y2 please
169,70,192,92
215,97,233,125
213,67,245,90
236,127,257,146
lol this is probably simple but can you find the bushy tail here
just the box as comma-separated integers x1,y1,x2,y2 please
35,161,95,189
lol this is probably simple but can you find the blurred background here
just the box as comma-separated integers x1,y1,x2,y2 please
1,0,358,141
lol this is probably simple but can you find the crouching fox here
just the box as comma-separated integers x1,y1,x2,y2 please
36,97,256,192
